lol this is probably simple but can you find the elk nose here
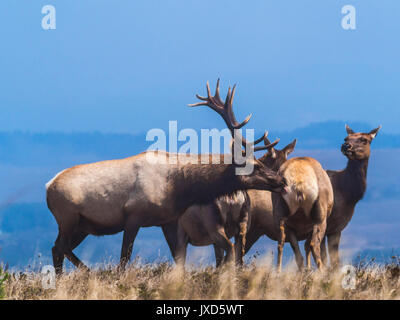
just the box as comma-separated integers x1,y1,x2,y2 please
342,143,350,151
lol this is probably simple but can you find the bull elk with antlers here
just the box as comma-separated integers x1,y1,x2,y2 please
46,80,286,274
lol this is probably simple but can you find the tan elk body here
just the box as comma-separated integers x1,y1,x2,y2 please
274,157,333,271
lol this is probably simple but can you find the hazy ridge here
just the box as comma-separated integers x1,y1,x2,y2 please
0,120,398,268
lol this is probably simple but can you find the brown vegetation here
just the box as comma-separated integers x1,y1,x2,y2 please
4,256,400,300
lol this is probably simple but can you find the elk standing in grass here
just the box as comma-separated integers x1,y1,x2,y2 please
273,156,334,271
46,80,286,274
237,139,297,254
162,137,296,267
313,125,381,268
162,190,251,267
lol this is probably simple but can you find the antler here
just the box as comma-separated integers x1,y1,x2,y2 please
189,79,276,152
260,133,280,151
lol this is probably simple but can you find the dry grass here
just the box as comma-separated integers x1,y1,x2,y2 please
3,256,400,300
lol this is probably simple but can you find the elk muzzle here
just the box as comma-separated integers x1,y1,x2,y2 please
341,143,353,156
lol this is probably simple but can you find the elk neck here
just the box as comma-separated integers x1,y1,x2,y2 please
169,158,243,213
340,157,369,203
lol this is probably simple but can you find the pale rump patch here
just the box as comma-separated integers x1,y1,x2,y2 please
216,191,247,222
280,159,319,216
45,169,66,190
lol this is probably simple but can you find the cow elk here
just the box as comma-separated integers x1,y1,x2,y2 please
313,125,381,268
46,80,286,274
237,139,298,253
273,156,334,271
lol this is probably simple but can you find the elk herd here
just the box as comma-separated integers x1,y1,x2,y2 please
45,80,381,275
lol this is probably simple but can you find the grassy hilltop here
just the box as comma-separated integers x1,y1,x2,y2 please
2,257,400,300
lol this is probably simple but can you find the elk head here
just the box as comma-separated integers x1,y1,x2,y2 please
189,79,287,193
341,124,381,161
258,135,297,172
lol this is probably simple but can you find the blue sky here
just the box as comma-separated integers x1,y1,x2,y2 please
0,1,399,134
0,1,400,266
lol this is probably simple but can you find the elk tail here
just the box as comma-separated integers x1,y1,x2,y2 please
288,180,306,204
296,190,305,204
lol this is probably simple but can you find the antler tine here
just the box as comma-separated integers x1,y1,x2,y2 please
225,84,236,125
224,84,253,130
263,131,272,146
195,93,208,101
214,78,224,105
230,83,236,106
244,131,272,152
206,81,212,101
253,138,280,152
254,131,268,146
225,86,232,109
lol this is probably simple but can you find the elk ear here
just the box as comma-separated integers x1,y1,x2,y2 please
283,139,297,157
345,124,355,135
369,125,381,139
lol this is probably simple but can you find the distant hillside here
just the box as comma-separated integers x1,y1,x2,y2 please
0,131,149,167
0,121,396,168
271,121,394,149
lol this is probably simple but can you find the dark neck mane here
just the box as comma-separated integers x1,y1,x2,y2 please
168,156,243,212
340,158,369,204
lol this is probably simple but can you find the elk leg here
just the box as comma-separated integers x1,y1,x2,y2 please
243,228,263,255
286,229,304,271
305,234,327,269
309,221,327,271
54,226,88,273
161,221,179,264
174,223,189,267
277,219,286,272
119,226,140,269
308,197,329,270
327,232,341,269
213,245,224,268
52,234,64,275
65,250,89,271
234,234,244,267
59,230,90,272
234,207,249,267
71,230,89,250
304,237,312,269
209,227,235,265
201,203,234,266
320,235,328,266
